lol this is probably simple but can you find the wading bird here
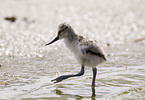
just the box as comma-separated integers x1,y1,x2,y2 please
45,23,107,88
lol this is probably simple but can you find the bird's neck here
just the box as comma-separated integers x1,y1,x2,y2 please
64,33,79,52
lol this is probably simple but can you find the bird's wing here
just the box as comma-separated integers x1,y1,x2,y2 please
86,46,106,61
79,41,106,61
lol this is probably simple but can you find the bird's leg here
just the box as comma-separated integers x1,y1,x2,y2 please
51,65,85,83
92,67,97,87
91,67,97,97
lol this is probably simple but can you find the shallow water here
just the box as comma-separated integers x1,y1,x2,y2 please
0,0,145,100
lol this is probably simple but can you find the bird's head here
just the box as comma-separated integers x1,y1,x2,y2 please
45,23,72,46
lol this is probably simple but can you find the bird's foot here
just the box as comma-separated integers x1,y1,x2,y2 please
51,75,68,83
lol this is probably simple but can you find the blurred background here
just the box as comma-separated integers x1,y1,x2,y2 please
0,0,145,99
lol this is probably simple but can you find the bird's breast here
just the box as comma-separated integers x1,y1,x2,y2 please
64,39,82,60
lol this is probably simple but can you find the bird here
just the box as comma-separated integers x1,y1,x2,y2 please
45,23,107,88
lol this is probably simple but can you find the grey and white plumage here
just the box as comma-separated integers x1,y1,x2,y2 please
45,22,107,88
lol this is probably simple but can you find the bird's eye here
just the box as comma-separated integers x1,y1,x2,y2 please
61,26,68,32
63,26,68,30
58,26,68,35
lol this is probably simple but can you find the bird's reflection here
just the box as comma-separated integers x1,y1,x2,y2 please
91,86,96,100
54,88,83,99
54,87,96,100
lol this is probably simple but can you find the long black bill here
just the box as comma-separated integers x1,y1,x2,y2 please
45,36,59,46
